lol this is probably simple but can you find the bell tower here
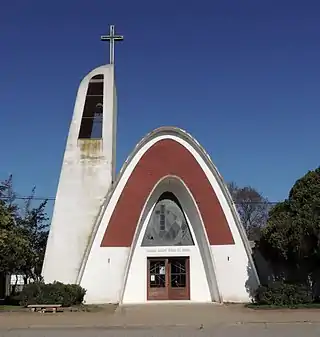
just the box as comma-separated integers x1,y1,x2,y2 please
42,26,123,284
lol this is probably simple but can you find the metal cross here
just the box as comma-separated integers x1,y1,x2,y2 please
101,25,124,65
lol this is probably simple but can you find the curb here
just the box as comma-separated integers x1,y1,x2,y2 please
2,324,195,331
1,321,320,330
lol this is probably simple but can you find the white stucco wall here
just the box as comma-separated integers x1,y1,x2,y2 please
212,245,252,302
82,247,129,304
122,200,211,304
42,65,118,284
79,130,259,304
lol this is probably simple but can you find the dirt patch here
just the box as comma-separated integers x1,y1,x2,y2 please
67,304,118,313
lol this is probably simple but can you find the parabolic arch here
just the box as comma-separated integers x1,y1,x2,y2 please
77,126,259,303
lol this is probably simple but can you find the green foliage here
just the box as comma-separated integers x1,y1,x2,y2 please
0,175,50,283
258,167,320,283
0,228,31,274
19,282,86,307
0,176,29,274
246,302,320,309
4,294,21,306
254,282,312,306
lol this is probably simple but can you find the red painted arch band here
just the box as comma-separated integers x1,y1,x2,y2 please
101,139,235,247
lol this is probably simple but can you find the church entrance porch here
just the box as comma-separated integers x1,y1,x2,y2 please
147,257,190,301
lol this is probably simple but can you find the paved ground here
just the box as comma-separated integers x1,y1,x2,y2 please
2,304,320,336
3,325,320,337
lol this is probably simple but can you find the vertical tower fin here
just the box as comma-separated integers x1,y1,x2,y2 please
42,65,117,284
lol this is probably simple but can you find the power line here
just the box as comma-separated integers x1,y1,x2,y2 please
0,196,55,201
0,195,280,204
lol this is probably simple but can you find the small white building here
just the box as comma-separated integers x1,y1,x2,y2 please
42,26,259,305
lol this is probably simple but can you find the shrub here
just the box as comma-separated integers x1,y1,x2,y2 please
19,281,86,307
254,281,312,306
4,294,21,306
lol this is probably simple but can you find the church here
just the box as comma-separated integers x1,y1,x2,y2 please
42,25,259,304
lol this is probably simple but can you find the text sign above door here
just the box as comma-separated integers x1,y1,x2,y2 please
145,247,191,254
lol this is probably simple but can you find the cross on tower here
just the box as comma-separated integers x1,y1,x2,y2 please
101,25,124,65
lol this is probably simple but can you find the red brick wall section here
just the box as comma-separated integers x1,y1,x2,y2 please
101,139,235,247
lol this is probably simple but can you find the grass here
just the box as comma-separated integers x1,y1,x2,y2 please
246,302,320,310
0,305,26,312
0,304,118,313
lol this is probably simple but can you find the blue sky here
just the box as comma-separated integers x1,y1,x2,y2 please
1,0,319,216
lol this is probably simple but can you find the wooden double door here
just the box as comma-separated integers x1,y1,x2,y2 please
147,257,190,300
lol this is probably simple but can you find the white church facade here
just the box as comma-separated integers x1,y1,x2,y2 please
42,26,259,304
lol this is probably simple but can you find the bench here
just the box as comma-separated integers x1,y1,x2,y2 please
27,304,63,313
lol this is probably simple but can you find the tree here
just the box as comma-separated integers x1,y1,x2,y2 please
257,200,295,280
0,227,32,275
258,167,320,286
0,177,31,276
228,182,270,240
16,189,49,281
0,176,49,284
